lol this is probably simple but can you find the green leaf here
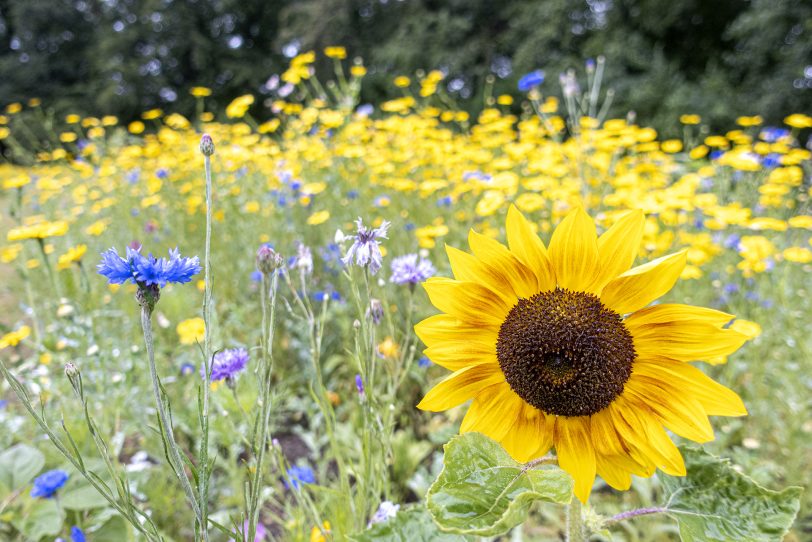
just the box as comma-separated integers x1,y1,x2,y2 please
14,498,64,540
62,483,112,510
426,432,573,537
0,444,45,494
661,447,803,542
350,506,470,542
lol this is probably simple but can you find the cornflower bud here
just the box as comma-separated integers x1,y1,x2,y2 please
200,133,215,156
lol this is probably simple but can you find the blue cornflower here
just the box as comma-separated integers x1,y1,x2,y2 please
355,374,365,397
205,348,249,381
518,70,545,92
436,196,452,207
30,469,69,498
98,247,200,287
759,127,789,143
156,168,169,179
342,218,390,275
180,363,196,376
418,356,432,368
71,526,87,542
284,465,315,490
0,399,7,409
390,254,435,285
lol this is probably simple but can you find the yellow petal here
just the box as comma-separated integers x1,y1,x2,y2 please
633,357,747,416
596,456,633,491
500,404,549,462
505,205,555,292
415,313,499,348
446,246,517,306
423,277,510,326
624,304,734,327
468,230,538,298
555,416,596,503
460,383,524,442
628,319,749,362
625,376,715,443
600,251,687,314
417,365,504,411
548,207,599,292
591,210,645,292
423,341,498,371
610,399,686,476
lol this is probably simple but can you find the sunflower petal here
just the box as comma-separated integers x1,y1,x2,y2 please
446,245,517,306
610,399,686,476
591,210,645,292
505,205,556,292
600,251,687,314
596,457,633,491
555,416,596,503
417,365,504,411
633,357,747,416
414,313,499,348
423,277,510,326
628,320,749,362
423,341,498,371
500,404,550,462
625,304,734,327
548,207,599,292
460,383,524,442
625,376,715,443
468,229,538,298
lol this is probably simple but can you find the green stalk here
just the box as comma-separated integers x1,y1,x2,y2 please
566,498,586,542
199,144,214,541
141,304,202,524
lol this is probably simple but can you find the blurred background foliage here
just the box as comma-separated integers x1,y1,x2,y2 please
0,0,810,135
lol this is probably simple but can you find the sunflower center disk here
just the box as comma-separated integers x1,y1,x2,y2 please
496,287,635,417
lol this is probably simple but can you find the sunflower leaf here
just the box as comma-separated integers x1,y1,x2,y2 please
349,505,470,541
661,447,802,542
426,432,573,536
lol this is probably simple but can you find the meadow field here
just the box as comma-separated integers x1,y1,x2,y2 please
0,52,810,541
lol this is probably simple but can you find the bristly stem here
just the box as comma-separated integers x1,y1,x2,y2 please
566,498,586,542
141,304,202,525
199,146,214,541
603,506,666,526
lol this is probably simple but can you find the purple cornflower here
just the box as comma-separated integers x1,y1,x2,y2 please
205,348,249,381
284,465,315,490
342,218,390,275
518,70,545,92
98,247,200,287
229,520,267,542
355,374,365,397
30,469,69,498
390,254,435,285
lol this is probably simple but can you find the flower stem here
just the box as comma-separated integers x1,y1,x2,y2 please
141,305,202,525
603,506,666,526
199,150,214,541
566,498,586,542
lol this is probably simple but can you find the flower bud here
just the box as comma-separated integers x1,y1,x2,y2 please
366,298,384,325
200,133,215,156
65,362,82,399
256,244,283,274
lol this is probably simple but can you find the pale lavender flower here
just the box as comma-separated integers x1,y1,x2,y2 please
290,243,313,275
369,501,400,525
342,218,390,275
390,254,435,285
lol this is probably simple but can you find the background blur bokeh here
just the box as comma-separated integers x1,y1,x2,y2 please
1,0,810,134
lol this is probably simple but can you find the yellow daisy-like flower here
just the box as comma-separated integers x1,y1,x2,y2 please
416,206,749,502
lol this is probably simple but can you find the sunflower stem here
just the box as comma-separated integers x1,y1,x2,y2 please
566,498,586,542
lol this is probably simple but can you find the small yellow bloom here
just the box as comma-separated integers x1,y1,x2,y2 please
0,325,31,349
65,114,81,124
141,108,163,120
177,318,205,345
784,113,812,129
57,244,87,270
310,521,331,542
59,132,78,143
377,337,400,359
736,115,762,127
307,210,330,225
6,103,22,114
496,95,514,106
324,46,347,59
783,246,812,263
350,65,367,77
394,76,411,88
128,121,145,134
190,86,213,97
679,114,701,125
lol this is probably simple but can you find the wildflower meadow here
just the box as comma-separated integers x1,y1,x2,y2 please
0,48,810,542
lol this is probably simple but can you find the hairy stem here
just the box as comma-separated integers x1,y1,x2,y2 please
566,498,586,542
141,305,202,523
603,506,666,526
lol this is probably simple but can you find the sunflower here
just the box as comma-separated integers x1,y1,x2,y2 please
416,206,749,502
